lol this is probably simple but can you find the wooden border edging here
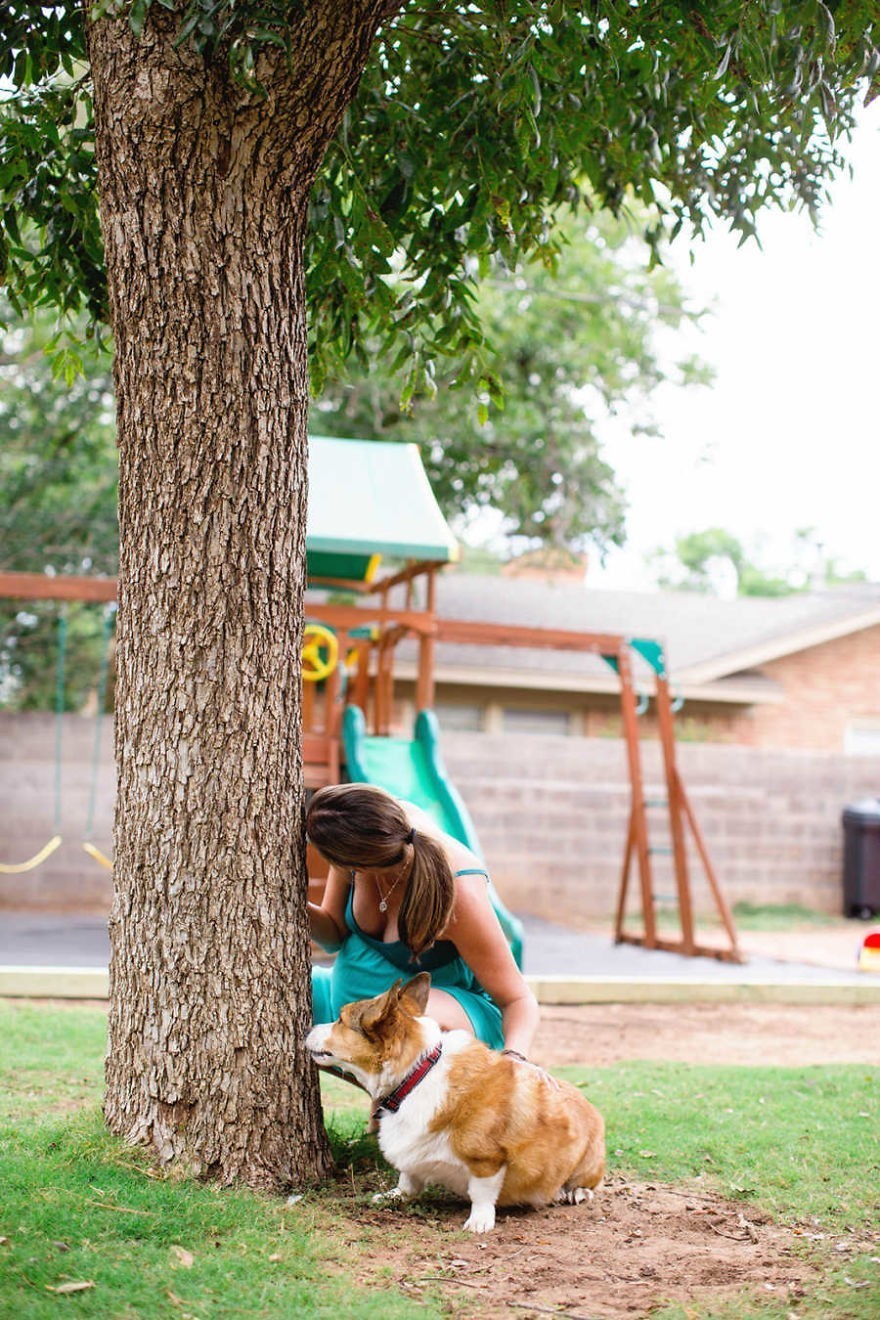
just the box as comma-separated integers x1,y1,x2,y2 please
0,967,110,999
2,967,879,1005
526,975,880,1005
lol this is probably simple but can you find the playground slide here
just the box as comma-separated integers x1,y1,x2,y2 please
341,705,524,967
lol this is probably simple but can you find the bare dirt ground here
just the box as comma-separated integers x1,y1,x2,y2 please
531,1000,880,1069
324,1000,878,1319
328,1174,823,1319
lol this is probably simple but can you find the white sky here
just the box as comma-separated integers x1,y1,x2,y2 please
590,102,880,592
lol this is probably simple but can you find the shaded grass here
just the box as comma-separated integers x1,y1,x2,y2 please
0,1002,435,1319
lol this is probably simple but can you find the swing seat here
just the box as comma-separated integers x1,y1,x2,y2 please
0,834,62,875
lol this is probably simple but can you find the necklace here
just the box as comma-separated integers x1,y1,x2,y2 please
375,870,404,913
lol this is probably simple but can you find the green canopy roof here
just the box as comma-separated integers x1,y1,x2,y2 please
307,435,459,583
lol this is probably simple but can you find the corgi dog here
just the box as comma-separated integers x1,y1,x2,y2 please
306,973,605,1233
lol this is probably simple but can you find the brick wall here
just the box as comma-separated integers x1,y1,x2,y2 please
2,713,878,921
723,624,880,750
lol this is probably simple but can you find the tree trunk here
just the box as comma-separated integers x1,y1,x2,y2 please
87,1,398,1189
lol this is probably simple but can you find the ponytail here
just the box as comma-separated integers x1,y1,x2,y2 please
398,831,455,958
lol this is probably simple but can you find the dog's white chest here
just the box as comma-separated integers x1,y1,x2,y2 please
378,1068,471,1199
380,1118,471,1198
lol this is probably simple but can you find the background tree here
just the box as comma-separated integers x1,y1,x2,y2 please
649,525,869,597
314,208,711,557
1,1,876,1191
0,305,117,708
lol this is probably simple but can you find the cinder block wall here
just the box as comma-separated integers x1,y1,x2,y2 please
440,733,880,923
2,713,878,919
0,713,116,911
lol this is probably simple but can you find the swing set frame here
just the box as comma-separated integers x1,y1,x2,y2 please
0,566,742,962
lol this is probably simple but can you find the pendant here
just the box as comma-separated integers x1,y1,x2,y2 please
379,900,388,912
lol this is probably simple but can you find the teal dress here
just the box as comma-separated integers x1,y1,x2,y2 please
311,870,504,1049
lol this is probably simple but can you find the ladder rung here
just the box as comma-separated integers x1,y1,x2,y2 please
644,797,669,808
649,845,674,856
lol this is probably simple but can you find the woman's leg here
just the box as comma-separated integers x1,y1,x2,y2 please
427,987,476,1034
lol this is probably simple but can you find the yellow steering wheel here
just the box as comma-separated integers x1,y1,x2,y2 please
302,623,339,683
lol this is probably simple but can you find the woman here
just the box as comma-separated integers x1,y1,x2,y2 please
307,782,538,1058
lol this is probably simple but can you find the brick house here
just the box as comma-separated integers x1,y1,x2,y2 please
388,574,880,755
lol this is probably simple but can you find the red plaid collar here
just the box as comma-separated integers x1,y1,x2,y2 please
377,1043,443,1115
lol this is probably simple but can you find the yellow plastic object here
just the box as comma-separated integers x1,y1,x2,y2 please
0,834,62,874
302,623,339,683
83,841,113,871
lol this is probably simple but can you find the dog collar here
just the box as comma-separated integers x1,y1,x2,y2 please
377,1043,443,1115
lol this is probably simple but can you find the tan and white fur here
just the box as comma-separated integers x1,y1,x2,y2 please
306,973,605,1233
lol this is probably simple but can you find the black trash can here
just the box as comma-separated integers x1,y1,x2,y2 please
842,798,880,918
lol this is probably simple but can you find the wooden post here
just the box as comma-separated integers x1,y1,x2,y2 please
614,812,635,943
616,644,656,948
417,567,437,711
655,672,695,955
680,784,743,960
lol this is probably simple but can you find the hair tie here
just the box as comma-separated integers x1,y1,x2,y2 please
407,828,416,845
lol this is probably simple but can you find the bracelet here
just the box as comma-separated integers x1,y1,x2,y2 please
501,1048,528,1063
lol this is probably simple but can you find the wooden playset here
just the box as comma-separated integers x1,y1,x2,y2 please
0,436,742,962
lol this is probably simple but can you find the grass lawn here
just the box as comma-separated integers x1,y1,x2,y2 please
1,1001,878,1318
729,902,848,930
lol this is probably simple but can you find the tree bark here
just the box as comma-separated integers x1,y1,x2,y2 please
87,1,400,1189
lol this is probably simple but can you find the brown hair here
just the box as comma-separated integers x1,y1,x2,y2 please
306,783,454,957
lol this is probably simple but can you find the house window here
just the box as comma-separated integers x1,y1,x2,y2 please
435,702,485,733
501,706,571,736
844,720,880,757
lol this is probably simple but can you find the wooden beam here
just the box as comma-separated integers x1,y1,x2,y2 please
616,932,745,964
306,602,436,636
0,571,118,603
435,618,627,654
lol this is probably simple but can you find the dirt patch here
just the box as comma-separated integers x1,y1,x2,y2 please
324,1174,816,1319
531,1001,880,1069
312,1003,876,1317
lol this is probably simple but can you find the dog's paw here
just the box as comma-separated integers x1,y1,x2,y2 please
557,1186,594,1206
462,1204,496,1233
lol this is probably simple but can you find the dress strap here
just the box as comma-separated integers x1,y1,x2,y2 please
454,868,490,879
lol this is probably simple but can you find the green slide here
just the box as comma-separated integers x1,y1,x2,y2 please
341,705,524,967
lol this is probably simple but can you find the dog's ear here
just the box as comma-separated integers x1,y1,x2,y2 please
399,972,431,1013
357,981,403,1040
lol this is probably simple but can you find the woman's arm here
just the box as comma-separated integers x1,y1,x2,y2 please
308,864,350,953
446,875,540,1057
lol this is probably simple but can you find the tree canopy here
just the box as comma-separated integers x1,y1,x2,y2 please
2,2,877,394
0,304,116,709
314,206,712,554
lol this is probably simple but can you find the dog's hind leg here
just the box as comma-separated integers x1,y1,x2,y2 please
556,1185,595,1205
